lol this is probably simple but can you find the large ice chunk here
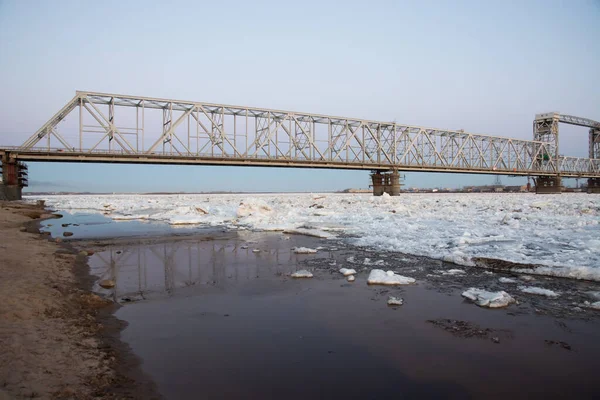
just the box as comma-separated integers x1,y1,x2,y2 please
461,288,515,308
367,269,415,285
237,200,272,218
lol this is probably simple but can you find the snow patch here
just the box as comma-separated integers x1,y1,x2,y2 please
498,277,518,284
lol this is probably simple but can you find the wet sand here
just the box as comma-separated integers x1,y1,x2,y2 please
0,202,158,399
78,230,600,399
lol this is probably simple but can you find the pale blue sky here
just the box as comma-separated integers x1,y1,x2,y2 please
0,0,598,192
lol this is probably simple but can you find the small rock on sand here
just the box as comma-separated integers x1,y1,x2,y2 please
99,279,116,289
63,232,73,237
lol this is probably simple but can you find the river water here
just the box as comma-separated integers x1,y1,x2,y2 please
41,213,600,399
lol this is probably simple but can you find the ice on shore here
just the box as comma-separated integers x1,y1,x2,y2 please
293,247,318,254
499,277,518,284
283,228,335,239
513,266,600,282
339,268,357,276
30,193,600,281
387,296,403,306
291,270,313,278
462,288,516,308
367,269,415,285
518,286,560,297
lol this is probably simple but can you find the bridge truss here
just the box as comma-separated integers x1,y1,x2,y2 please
3,91,599,178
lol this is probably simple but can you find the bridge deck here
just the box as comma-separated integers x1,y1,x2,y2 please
2,148,599,178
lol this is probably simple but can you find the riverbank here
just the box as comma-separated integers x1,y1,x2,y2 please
0,201,157,399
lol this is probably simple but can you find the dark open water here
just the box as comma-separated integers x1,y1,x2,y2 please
43,213,600,399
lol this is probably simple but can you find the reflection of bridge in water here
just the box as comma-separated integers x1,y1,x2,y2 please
90,238,326,301
1,91,599,199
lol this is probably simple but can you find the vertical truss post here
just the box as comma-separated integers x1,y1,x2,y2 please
590,128,600,160
533,112,560,174
79,97,83,151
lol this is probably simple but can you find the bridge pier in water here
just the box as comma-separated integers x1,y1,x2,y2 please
370,170,401,196
0,154,28,201
588,178,600,194
534,176,562,194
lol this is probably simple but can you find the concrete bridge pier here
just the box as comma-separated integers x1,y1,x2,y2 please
0,153,27,200
588,178,600,194
370,170,401,196
534,176,562,194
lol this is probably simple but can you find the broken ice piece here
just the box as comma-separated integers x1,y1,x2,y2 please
293,247,318,254
461,288,515,308
387,296,403,306
367,269,415,285
291,270,313,278
339,268,357,276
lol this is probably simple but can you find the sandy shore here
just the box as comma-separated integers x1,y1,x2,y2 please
0,202,155,399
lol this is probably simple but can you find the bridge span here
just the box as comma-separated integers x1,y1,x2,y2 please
1,91,599,199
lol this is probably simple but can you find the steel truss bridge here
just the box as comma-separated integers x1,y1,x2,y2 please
1,91,599,178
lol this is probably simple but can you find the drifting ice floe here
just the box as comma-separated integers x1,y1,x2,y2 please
462,288,516,308
518,286,560,297
387,296,403,306
347,275,355,282
293,247,318,254
498,277,518,284
31,193,600,281
339,268,357,276
442,269,466,275
367,269,415,285
291,270,313,278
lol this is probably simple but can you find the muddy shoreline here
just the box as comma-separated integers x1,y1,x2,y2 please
0,201,160,399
